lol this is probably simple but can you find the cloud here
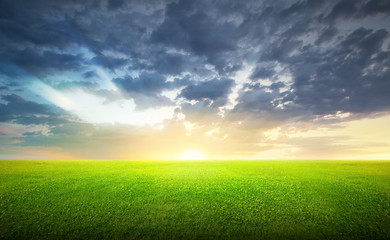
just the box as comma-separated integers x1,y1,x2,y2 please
114,73,169,94
250,67,276,80
287,27,390,115
150,0,247,75
0,0,390,159
0,94,70,125
0,1,84,49
2,48,86,77
112,72,188,108
230,1,390,125
179,78,234,101
363,0,390,15
107,0,124,10
1,1,389,118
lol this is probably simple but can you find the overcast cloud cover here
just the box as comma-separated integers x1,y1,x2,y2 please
0,0,390,159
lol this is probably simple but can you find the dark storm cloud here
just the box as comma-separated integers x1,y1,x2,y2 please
0,94,71,125
0,0,84,49
286,27,390,115
0,0,389,130
177,78,235,123
113,73,166,94
250,67,276,80
107,0,124,10
113,72,188,94
91,54,128,71
2,48,86,77
229,0,390,124
234,85,279,113
151,2,226,55
0,94,49,117
323,0,390,22
113,73,190,108
315,27,338,45
83,70,98,79
150,0,246,75
0,58,30,81
279,0,325,18
179,78,234,101
363,0,390,15
148,52,185,75
324,0,359,23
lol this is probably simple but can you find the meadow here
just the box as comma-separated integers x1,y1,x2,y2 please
0,160,389,239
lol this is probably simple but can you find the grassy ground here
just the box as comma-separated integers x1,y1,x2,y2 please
0,160,389,240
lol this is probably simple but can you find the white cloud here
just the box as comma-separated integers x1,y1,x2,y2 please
30,81,175,126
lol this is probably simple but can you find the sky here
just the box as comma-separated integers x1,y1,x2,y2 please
0,0,390,160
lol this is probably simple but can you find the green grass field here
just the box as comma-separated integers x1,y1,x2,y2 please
0,160,389,239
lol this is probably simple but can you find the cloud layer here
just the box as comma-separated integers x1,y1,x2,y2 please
0,0,389,159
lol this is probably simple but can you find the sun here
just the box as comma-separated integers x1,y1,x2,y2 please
179,150,205,160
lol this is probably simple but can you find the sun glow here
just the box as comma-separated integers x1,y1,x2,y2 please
179,150,205,160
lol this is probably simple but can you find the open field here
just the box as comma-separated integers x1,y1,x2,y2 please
0,160,389,239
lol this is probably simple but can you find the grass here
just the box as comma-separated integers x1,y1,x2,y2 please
0,160,389,239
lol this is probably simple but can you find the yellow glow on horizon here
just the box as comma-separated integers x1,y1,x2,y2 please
179,150,205,160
